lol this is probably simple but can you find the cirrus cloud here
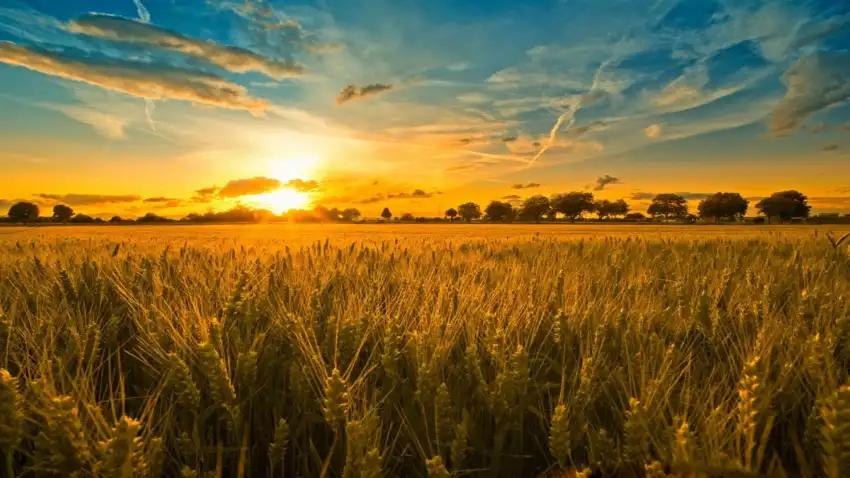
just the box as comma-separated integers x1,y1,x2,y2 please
0,41,270,114
34,193,141,205
770,51,850,137
68,14,305,79
336,83,395,105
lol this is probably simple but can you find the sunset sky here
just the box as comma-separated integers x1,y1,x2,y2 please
1,0,850,218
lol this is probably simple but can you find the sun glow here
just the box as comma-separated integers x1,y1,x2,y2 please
249,156,321,214
253,188,311,214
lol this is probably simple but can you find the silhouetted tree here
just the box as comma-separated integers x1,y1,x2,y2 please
593,199,615,220
109,216,123,223
137,213,170,223
52,204,74,222
519,195,550,223
69,214,95,223
698,192,749,223
445,208,458,222
401,213,415,221
457,202,482,222
625,212,646,221
341,208,361,221
485,200,515,222
551,192,594,222
381,208,392,220
612,199,630,218
756,190,811,223
7,202,39,222
647,194,688,221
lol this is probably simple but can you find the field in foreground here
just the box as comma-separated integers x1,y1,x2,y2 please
1,225,849,477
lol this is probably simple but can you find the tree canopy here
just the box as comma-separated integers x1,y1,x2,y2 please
756,190,811,222
445,208,458,221
518,195,551,223
485,200,515,222
52,204,74,222
647,194,688,221
457,202,482,222
8,202,39,222
698,193,749,222
551,192,594,221
381,208,392,220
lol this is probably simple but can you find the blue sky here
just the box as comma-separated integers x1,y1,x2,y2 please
1,0,849,217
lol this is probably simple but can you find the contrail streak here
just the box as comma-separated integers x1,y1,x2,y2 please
144,98,157,132
133,0,157,131
133,0,151,23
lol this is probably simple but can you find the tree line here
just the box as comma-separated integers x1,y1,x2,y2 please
1,190,817,224
435,190,813,224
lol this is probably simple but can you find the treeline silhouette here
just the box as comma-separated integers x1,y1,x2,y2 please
0,190,836,225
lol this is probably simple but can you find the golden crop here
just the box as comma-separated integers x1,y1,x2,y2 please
0,224,849,477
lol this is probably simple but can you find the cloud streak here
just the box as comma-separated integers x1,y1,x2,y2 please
336,83,394,105
512,183,541,189
34,193,141,205
771,52,850,137
0,41,270,113
68,14,305,79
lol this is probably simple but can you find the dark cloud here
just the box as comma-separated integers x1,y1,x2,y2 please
336,83,394,105
569,121,608,136
153,200,183,208
771,51,850,137
0,42,269,114
34,193,141,206
143,197,180,203
501,136,518,142
593,175,620,191
218,177,281,198
501,195,522,200
821,143,841,152
388,189,438,199
512,182,541,189
358,194,384,205
69,14,304,79
284,178,320,192
357,189,438,204
628,192,712,201
195,187,219,197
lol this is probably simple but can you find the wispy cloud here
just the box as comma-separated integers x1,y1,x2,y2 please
68,14,305,79
143,197,179,203
770,52,850,137
644,124,662,139
821,143,840,152
593,175,620,191
512,183,541,189
284,178,320,192
0,41,270,113
217,177,282,198
55,105,127,139
357,188,437,204
628,192,712,201
34,193,141,205
336,83,395,105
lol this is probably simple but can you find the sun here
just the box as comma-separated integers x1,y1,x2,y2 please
252,188,311,214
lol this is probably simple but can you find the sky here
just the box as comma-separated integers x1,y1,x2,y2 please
1,0,850,218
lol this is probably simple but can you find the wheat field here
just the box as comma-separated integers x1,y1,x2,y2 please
0,224,849,477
